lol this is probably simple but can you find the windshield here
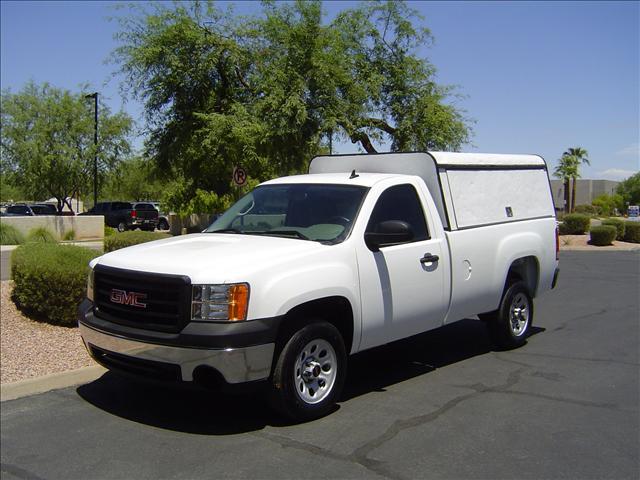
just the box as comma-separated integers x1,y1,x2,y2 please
204,184,368,243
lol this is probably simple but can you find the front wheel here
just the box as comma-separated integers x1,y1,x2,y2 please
484,281,533,350
269,322,346,422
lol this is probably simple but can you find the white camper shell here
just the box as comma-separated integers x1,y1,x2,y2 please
310,152,555,231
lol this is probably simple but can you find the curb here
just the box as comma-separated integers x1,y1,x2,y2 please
0,365,107,402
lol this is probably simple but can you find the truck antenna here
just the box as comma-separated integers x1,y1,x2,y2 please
350,169,359,179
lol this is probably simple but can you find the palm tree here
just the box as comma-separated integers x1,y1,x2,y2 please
554,154,578,213
563,147,589,213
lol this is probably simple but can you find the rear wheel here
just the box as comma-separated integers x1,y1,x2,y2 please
269,321,346,422
117,221,127,232
158,218,169,230
483,281,533,350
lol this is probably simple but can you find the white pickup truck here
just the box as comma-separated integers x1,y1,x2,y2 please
79,152,559,420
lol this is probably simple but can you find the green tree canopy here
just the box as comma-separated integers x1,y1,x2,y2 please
616,172,640,207
1,82,132,212
112,0,471,206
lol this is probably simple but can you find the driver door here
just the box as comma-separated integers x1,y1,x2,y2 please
357,183,447,350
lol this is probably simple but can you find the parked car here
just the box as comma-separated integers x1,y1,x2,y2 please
79,152,559,421
84,201,158,232
30,203,59,215
138,201,170,231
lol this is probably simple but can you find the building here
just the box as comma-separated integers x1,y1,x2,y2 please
549,179,619,211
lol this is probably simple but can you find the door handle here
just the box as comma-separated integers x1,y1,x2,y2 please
420,253,439,264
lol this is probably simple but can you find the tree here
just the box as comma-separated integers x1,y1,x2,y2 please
101,156,167,202
592,193,624,216
563,147,589,213
553,154,577,213
616,172,640,209
112,1,471,207
1,82,132,212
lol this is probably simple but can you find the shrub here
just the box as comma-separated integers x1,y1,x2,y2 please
559,214,591,235
623,222,640,243
104,230,171,252
63,229,76,241
26,227,57,243
0,222,25,245
589,226,617,246
11,243,99,326
574,204,598,216
104,226,117,237
601,218,625,241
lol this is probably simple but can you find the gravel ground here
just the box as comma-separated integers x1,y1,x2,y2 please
560,234,640,250
1,280,92,384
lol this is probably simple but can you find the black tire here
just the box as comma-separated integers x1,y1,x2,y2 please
158,219,169,230
269,321,346,422
117,221,127,232
484,281,533,350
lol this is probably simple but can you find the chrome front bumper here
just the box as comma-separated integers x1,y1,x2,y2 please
79,323,274,384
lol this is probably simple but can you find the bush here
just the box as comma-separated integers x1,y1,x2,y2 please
26,227,57,243
11,243,99,326
0,222,25,245
104,230,171,252
104,226,117,237
589,226,617,246
559,214,591,235
623,221,640,243
601,218,625,241
574,204,598,216
63,229,76,241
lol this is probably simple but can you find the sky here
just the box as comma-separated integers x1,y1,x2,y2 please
1,0,639,181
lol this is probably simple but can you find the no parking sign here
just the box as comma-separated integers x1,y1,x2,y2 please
232,166,247,187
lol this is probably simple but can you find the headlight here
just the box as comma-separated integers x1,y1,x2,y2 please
87,268,95,302
191,283,249,322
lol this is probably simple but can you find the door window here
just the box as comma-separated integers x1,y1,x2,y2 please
366,184,429,242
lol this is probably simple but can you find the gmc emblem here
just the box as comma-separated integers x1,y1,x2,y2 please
110,289,147,308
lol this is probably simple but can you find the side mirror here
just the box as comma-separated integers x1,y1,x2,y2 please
365,220,414,251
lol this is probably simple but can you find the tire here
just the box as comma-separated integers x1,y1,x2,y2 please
484,281,533,350
158,219,169,230
117,221,127,232
269,321,346,422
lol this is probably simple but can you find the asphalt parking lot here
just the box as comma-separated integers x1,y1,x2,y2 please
1,251,638,480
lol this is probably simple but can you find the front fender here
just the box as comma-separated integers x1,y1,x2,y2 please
247,258,360,352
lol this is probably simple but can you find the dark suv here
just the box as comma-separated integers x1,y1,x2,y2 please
85,201,158,232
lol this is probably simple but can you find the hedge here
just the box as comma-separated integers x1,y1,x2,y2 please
589,226,617,246
0,222,25,245
559,214,591,235
573,204,599,216
623,222,640,243
601,218,625,241
104,230,171,252
11,243,100,326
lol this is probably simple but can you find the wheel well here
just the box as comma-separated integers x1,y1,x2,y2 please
506,256,539,297
276,296,354,355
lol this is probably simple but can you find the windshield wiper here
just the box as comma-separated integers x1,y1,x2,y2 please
261,230,310,240
208,228,242,234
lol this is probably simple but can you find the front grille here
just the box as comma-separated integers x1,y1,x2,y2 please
94,265,191,333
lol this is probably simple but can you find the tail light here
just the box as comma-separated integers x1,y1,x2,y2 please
130,210,137,218
555,226,560,261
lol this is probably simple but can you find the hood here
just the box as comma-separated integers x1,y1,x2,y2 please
94,233,329,283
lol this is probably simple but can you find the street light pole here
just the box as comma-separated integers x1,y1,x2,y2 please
85,92,98,208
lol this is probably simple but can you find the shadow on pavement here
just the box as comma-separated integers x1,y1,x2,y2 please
76,318,544,435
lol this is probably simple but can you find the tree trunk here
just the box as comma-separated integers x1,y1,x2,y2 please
571,178,577,213
564,179,570,213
